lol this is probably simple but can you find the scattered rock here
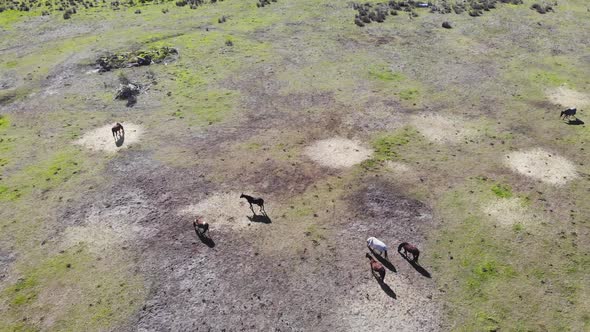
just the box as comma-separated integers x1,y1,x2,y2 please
442,21,452,29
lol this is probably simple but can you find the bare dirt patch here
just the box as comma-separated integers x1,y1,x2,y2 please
546,86,590,108
304,137,373,169
74,123,143,153
179,192,267,231
60,189,156,253
411,114,474,144
505,148,578,185
483,197,535,226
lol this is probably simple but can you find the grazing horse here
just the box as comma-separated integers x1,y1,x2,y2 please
560,108,577,120
367,237,388,259
193,216,209,237
112,122,124,139
366,253,386,283
398,242,420,263
240,193,265,215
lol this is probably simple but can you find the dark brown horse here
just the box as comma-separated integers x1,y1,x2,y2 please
112,122,124,139
240,193,265,215
398,242,420,263
366,253,386,283
560,108,577,120
193,216,209,236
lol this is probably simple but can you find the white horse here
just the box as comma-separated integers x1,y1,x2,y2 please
367,237,388,259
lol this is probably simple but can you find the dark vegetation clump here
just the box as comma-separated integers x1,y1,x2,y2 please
115,74,143,107
442,21,452,29
96,46,178,72
531,2,555,14
352,0,525,26
218,15,227,23
0,0,221,17
256,0,276,8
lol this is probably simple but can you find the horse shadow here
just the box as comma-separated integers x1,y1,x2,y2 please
369,248,396,272
114,132,125,147
372,273,396,299
247,213,272,224
193,226,215,248
566,118,584,125
400,254,431,278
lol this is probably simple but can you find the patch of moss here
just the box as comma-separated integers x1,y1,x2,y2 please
372,127,419,161
399,88,419,101
368,65,404,82
0,115,9,129
490,183,512,198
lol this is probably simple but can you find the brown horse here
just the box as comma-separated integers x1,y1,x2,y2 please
112,122,124,139
193,216,209,236
398,242,420,263
240,193,265,215
366,253,385,283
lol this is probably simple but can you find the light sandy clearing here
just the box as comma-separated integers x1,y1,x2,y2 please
411,114,474,144
332,276,441,331
74,123,143,153
179,192,266,231
483,197,535,226
505,148,577,185
546,86,590,108
303,137,373,169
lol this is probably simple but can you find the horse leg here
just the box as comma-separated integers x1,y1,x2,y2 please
249,203,255,215
384,250,388,259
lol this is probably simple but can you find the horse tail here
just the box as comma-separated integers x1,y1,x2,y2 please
398,242,407,252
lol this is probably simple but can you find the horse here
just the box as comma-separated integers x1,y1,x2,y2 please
398,242,420,263
112,122,124,139
193,216,209,237
366,253,385,283
240,193,265,215
367,237,388,259
560,108,577,120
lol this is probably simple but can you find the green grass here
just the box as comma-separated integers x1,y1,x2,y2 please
368,65,404,82
431,180,590,331
372,127,420,161
490,183,512,198
0,244,146,331
0,149,85,201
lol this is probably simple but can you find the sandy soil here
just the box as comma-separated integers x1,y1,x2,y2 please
303,137,373,169
483,197,535,226
546,86,590,108
505,148,578,185
411,114,474,144
74,123,143,153
179,192,269,231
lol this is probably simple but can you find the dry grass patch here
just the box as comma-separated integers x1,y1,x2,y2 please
411,114,474,144
303,137,373,169
74,123,143,153
546,86,590,108
483,197,535,226
505,148,578,185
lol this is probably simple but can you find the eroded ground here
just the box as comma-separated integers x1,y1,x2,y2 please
1,0,590,331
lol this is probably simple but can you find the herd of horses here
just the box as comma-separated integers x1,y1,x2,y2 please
191,192,421,287
109,105,578,290
366,236,420,283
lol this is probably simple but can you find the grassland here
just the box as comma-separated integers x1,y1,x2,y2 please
1,0,589,330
